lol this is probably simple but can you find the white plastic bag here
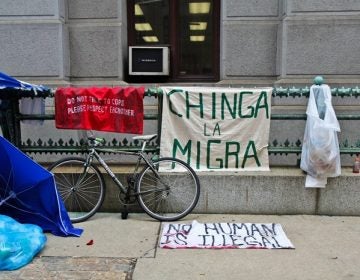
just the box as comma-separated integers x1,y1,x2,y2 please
300,85,341,187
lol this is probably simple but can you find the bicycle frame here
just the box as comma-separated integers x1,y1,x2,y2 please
83,144,159,196
48,135,201,222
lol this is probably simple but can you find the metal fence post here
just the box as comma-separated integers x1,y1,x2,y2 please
4,98,22,147
0,98,21,146
0,100,11,140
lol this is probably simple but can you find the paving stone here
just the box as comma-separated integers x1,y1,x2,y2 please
2,256,136,280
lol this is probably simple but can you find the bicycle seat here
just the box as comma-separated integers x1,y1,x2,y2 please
87,136,105,144
133,134,157,142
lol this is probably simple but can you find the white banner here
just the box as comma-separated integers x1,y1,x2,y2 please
160,221,294,249
160,87,272,171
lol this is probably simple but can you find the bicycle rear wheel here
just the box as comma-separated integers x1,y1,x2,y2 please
136,157,200,221
48,157,105,223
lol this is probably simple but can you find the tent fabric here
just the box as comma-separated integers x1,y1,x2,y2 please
0,136,83,237
0,72,51,98
0,71,49,92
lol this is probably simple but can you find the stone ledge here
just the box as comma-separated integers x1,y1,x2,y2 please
98,167,360,216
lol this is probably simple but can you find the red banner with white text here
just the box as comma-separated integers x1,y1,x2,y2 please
55,87,144,134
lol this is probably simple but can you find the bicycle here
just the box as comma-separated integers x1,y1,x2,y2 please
47,134,200,223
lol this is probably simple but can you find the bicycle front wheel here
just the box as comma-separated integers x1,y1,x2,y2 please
48,157,106,223
136,157,200,221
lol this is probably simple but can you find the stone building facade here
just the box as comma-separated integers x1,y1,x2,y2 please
0,0,359,166
1,0,359,86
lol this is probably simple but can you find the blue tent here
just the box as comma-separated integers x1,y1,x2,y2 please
0,136,82,237
0,71,51,145
0,72,51,98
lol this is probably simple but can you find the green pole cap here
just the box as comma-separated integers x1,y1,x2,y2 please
313,76,324,85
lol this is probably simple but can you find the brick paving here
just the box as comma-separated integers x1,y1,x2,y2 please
1,256,136,280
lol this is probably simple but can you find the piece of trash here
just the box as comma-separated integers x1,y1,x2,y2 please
86,240,94,246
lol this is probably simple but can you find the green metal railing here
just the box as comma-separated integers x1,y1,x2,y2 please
270,86,360,155
1,86,360,157
0,88,162,154
273,86,360,98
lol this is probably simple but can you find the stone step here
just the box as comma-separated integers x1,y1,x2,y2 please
98,167,360,216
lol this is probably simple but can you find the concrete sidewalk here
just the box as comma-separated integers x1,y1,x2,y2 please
3,213,360,279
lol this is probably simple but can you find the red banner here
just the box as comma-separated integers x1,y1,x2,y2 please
55,87,144,134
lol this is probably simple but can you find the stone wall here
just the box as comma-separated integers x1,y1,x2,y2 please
221,0,360,86
0,0,359,166
0,0,127,86
0,0,66,83
1,0,359,85
67,0,127,84
222,0,280,83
